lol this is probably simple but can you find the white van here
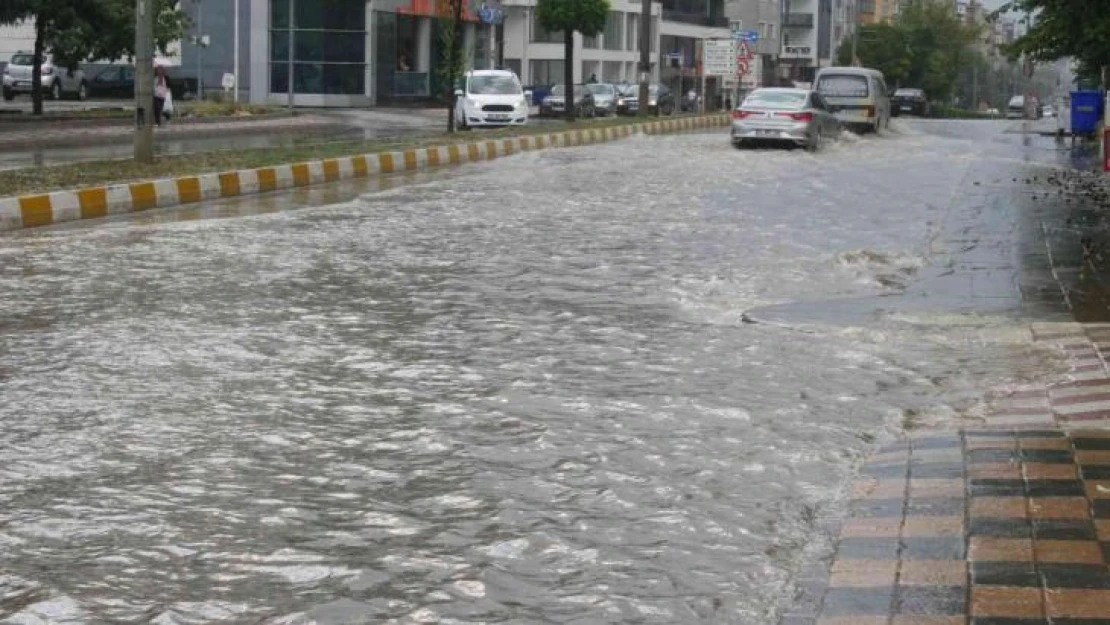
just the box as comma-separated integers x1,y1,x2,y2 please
815,67,891,134
454,69,529,130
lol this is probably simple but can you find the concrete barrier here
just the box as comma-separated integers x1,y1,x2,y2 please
0,114,728,232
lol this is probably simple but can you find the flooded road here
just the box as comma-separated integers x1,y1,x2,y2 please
0,121,1078,623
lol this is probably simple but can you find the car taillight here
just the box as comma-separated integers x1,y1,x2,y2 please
731,110,754,119
775,112,813,122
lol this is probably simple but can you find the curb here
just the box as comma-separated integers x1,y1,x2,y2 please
0,114,728,232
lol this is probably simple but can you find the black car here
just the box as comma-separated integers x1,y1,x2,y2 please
87,65,197,100
615,83,675,116
539,84,595,118
891,88,929,117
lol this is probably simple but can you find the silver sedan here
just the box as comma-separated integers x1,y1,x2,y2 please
730,88,840,151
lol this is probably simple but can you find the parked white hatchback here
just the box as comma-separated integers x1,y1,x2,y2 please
2,52,87,101
454,70,529,130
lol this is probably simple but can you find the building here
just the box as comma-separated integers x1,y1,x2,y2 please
658,0,730,103
725,0,782,88
0,22,35,64
498,0,661,88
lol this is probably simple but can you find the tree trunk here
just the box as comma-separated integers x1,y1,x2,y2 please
32,14,44,116
448,0,465,132
564,30,575,122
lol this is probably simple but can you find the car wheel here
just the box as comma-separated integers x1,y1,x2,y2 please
732,139,747,150
51,81,62,101
807,128,823,152
77,81,88,101
2,88,13,101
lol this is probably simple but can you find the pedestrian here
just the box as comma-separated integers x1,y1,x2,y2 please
153,65,169,126
588,73,598,84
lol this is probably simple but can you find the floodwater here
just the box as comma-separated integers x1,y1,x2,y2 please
0,120,1071,623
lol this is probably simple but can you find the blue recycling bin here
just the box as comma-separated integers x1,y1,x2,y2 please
1070,90,1103,136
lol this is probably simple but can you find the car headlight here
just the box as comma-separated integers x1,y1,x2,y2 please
649,99,657,106
617,98,624,105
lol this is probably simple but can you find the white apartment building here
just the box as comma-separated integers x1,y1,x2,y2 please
498,0,663,87
781,0,819,81
0,22,35,64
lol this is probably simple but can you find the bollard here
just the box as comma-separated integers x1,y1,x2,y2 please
1105,127,1110,172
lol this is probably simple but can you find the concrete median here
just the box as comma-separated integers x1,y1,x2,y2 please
0,114,728,232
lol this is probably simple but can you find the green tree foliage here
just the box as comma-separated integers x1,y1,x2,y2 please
536,0,608,120
440,0,467,132
0,0,186,115
835,0,978,103
1002,0,1109,83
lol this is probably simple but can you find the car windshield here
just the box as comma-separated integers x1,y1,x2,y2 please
817,74,869,98
587,84,614,95
468,75,521,95
743,91,808,109
10,54,37,66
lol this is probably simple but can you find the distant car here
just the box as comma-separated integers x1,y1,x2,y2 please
1006,95,1042,119
454,69,529,129
85,65,196,101
540,84,595,118
88,65,136,99
585,83,618,116
891,88,929,117
730,87,840,151
2,52,86,101
615,84,675,116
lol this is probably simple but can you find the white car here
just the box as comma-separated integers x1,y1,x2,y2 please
3,52,87,101
454,69,529,130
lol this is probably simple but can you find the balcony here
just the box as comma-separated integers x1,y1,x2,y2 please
661,11,728,27
782,13,815,28
660,0,727,28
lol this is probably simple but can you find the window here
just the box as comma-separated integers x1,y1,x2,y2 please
504,58,522,80
530,59,564,86
767,23,774,40
603,12,623,50
531,11,562,43
759,22,774,40
584,33,598,49
602,60,622,82
651,18,658,52
626,14,638,51
270,0,366,96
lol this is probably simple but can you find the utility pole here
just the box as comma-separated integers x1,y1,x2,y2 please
287,0,295,110
234,0,240,102
134,0,155,163
850,0,858,65
195,0,205,100
638,0,651,117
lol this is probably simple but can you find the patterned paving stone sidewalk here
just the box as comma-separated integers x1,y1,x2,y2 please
785,322,1110,625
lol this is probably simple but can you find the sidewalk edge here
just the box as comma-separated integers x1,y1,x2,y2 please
0,114,727,233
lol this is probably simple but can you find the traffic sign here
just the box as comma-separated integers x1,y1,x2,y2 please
703,39,737,76
737,41,753,60
742,30,759,43
737,59,750,76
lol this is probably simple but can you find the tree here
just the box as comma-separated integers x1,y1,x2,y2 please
0,0,186,115
836,23,913,87
536,0,608,121
440,0,468,132
833,0,978,103
1002,0,1110,84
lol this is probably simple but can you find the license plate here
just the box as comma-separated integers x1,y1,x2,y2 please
757,129,777,136
488,114,509,120
13,82,22,87
901,105,912,111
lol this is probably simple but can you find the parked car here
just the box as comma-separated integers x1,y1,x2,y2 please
730,87,840,152
815,66,890,133
891,88,929,117
540,84,595,118
2,52,86,101
454,69,529,129
88,65,136,99
615,84,675,116
585,83,619,116
83,64,198,101
1042,103,1055,118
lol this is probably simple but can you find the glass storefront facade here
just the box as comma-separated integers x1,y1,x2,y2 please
269,0,367,95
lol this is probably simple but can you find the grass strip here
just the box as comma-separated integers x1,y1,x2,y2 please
0,114,686,197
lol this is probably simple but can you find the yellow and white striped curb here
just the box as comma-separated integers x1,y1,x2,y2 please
0,114,728,232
